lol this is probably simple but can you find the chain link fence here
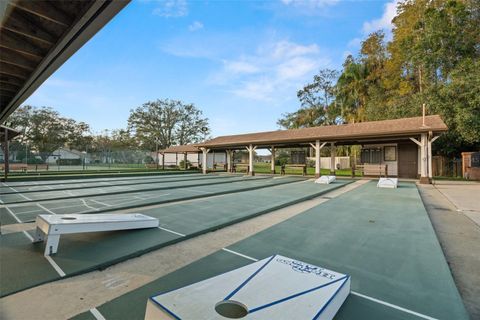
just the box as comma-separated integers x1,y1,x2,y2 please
1,142,159,173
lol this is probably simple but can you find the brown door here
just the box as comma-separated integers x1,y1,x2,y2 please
398,143,418,178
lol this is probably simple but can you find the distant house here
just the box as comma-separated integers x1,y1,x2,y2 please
46,148,89,164
256,155,271,163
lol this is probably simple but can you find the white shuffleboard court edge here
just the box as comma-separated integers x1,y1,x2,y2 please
158,227,186,237
90,308,106,320
45,256,66,277
350,291,439,320
5,206,22,223
222,248,259,261
36,203,57,215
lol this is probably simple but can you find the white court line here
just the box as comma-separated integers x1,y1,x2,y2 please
222,249,439,320
22,231,34,242
158,226,186,237
36,203,57,215
7,186,32,201
89,199,113,207
14,209,44,215
350,292,439,320
90,308,106,320
45,256,66,277
81,199,100,211
222,248,258,262
5,206,22,223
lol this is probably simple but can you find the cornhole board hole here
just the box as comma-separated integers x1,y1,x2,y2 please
315,176,336,184
33,213,159,256
145,255,350,320
377,178,398,189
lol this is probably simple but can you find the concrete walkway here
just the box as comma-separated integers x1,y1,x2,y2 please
419,181,480,319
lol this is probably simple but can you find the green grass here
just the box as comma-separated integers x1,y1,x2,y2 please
251,162,360,176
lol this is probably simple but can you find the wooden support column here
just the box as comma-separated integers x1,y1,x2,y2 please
246,144,257,176
309,141,327,178
330,142,336,175
200,148,210,174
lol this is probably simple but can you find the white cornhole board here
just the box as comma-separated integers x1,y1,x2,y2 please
145,255,350,320
315,176,336,184
377,178,398,189
33,213,159,256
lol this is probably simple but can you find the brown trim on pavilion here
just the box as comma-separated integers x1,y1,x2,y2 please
198,116,447,149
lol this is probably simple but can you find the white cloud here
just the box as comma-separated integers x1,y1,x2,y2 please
188,21,204,32
223,60,260,75
213,40,330,102
347,0,399,52
362,0,399,36
347,37,361,49
153,0,188,18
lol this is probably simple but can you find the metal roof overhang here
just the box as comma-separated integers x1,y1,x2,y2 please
0,124,20,140
0,0,130,123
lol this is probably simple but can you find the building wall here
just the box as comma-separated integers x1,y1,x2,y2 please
160,152,226,169
362,143,398,176
46,149,85,164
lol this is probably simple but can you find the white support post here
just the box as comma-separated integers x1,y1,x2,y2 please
246,144,257,176
428,135,440,181
200,147,210,175
410,135,428,183
330,142,336,175
309,141,327,178
226,150,232,173
271,146,275,174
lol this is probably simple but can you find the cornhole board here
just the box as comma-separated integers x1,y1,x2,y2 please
33,213,159,256
145,255,350,319
377,178,398,189
315,176,336,184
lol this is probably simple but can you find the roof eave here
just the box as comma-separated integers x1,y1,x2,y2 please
198,126,448,149
0,0,130,124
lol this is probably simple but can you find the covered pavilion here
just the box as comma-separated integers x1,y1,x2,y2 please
197,115,448,184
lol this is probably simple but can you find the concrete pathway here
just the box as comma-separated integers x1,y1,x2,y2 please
433,180,480,227
419,181,480,320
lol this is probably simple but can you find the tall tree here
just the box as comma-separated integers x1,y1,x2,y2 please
278,69,339,129
5,106,90,161
287,0,480,156
128,99,209,150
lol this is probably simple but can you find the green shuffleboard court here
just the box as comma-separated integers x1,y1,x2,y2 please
0,179,350,297
0,174,264,204
72,181,468,320
0,176,304,225
0,173,226,194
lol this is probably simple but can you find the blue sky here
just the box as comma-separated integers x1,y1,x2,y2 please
24,0,397,137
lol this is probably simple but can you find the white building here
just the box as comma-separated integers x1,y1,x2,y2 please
46,148,90,164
